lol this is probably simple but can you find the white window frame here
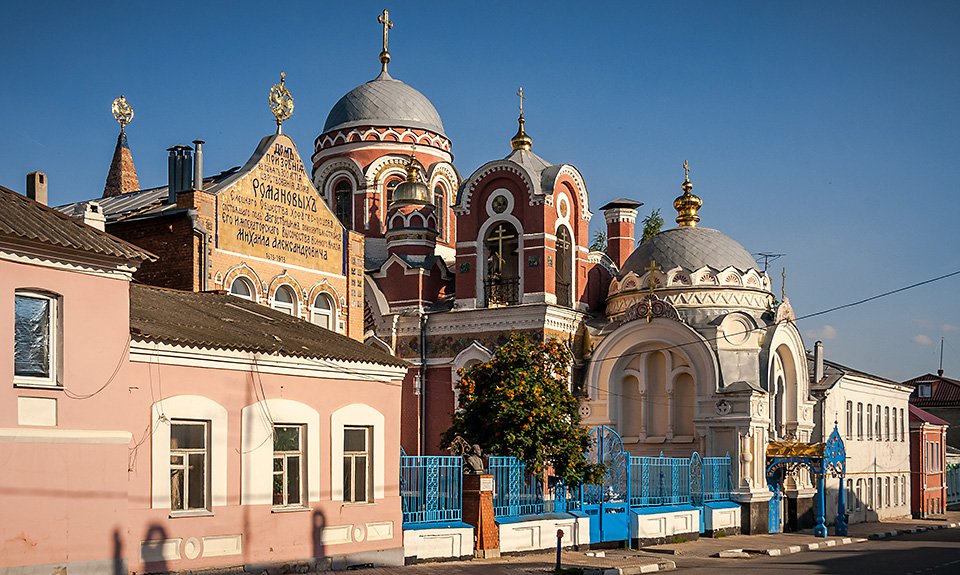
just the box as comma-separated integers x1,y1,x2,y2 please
342,426,372,504
151,395,228,511
271,284,298,316
857,403,863,439
866,405,873,439
13,290,61,386
330,403,385,502
894,476,899,506
918,383,932,398
273,424,307,508
845,401,853,439
170,420,210,512
229,276,257,301
310,293,336,331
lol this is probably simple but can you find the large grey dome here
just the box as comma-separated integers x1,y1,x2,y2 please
323,71,445,136
620,227,758,277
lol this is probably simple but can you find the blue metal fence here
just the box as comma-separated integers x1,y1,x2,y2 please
948,464,960,506
400,454,463,525
703,455,733,502
629,454,692,507
489,456,547,517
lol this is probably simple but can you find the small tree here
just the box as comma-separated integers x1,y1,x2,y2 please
641,208,664,243
442,334,604,486
589,230,607,252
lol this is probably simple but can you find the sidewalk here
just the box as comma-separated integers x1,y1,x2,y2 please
361,550,675,575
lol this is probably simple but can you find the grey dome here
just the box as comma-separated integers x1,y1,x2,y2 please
620,227,758,277
323,71,445,136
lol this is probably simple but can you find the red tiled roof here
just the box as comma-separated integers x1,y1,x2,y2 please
909,403,950,426
902,373,960,407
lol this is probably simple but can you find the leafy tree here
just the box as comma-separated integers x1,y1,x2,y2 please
641,208,664,243
589,230,607,252
442,334,604,486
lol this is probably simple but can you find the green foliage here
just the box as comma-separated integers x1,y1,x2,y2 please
589,230,607,252
442,334,605,486
641,209,664,243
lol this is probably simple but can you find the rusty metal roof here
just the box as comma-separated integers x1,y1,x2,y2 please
129,284,407,369
904,373,960,408
0,185,155,262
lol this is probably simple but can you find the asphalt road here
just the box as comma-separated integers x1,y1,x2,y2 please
676,527,960,574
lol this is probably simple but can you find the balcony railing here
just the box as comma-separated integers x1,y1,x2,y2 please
484,278,520,307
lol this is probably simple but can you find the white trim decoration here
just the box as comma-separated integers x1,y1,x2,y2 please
330,403,385,502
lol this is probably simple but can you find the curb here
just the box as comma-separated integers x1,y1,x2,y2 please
867,521,960,540
584,560,677,574
745,537,865,556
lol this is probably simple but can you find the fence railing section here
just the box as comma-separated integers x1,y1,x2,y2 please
947,464,960,506
703,456,733,502
489,456,547,518
400,455,462,525
630,455,691,507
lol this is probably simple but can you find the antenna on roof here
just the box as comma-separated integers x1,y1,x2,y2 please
754,252,784,273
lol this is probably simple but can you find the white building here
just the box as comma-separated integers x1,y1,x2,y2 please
811,346,913,525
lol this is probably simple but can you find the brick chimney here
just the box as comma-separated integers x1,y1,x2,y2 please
26,171,48,206
599,198,642,270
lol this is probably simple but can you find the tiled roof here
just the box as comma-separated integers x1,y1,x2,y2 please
323,71,445,135
0,185,155,262
903,373,960,407
620,226,758,277
129,284,408,369
909,403,949,426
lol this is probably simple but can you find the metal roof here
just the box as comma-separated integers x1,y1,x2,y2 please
620,227,758,277
909,403,949,426
323,71,445,135
904,373,960,407
0,185,155,262
129,284,407,368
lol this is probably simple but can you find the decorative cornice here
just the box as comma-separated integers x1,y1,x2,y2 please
315,126,451,153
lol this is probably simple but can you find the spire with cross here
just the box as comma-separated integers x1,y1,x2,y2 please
511,86,533,151
378,9,394,75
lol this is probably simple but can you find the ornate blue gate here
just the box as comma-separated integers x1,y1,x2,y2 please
582,426,630,543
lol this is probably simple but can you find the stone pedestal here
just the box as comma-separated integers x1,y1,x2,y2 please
463,474,499,558
739,500,769,535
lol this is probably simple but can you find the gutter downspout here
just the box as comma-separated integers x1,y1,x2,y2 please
187,209,210,291
419,309,429,455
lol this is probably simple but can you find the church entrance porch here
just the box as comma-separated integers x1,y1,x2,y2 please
764,424,848,538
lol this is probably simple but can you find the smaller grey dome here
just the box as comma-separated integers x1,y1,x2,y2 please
323,71,445,136
620,227,757,277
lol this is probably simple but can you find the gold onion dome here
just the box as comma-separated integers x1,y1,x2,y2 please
673,160,702,227
391,156,429,204
510,87,533,151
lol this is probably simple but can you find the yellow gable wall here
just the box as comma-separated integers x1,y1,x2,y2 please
217,134,344,273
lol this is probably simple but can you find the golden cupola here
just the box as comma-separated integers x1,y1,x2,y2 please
673,160,702,227
510,87,533,151
391,155,430,204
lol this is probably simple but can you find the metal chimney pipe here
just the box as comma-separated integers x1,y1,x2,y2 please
814,340,824,384
167,146,178,204
179,145,193,197
192,139,204,191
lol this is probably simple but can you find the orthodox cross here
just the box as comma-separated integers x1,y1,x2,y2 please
781,267,787,301
378,9,394,73
487,223,516,277
644,259,660,322
683,159,690,181
517,87,526,116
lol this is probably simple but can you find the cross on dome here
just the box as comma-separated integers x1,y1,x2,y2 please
378,9,394,74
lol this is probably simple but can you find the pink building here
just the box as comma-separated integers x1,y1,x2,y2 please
1,182,408,574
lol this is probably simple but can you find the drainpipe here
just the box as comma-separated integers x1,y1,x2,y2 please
417,307,433,455
187,209,210,291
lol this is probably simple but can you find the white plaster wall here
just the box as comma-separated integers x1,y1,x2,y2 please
630,509,700,540
402,527,474,560
497,516,589,553
240,399,322,505
704,505,740,531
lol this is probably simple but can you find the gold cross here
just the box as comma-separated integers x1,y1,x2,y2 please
781,267,787,301
517,87,526,116
378,9,393,52
644,259,660,294
683,159,690,181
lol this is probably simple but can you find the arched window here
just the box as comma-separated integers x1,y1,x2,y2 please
483,221,520,307
867,405,873,439
385,177,402,206
433,185,445,239
845,401,853,439
334,179,352,230
857,403,863,439
311,293,336,331
884,406,890,441
555,226,573,307
272,285,298,316
875,404,882,439
229,277,256,301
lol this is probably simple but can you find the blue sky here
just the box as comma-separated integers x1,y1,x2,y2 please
2,1,958,381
